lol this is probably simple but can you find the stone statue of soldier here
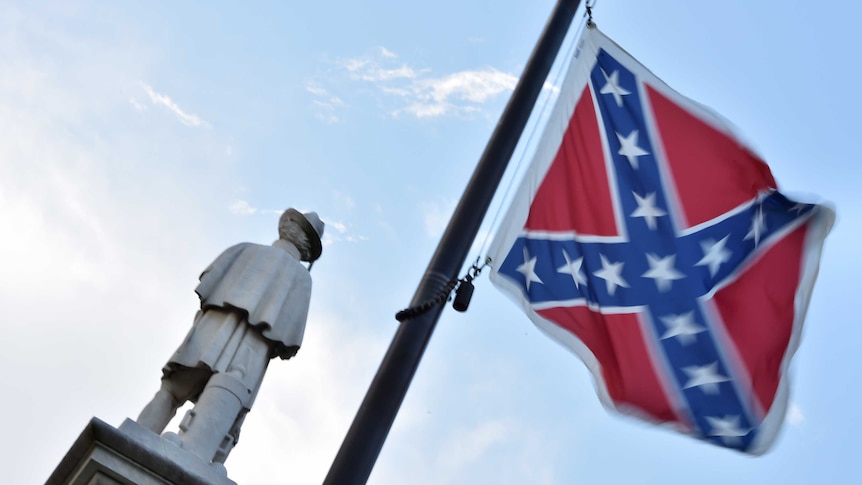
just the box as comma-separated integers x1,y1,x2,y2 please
136,208,324,465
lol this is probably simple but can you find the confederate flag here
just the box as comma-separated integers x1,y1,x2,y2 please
488,25,833,454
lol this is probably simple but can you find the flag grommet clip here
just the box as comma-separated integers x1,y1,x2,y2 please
453,258,489,313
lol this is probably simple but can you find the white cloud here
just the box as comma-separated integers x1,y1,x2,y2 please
327,220,348,234
420,199,456,238
395,68,517,118
347,64,418,82
339,50,422,84
333,190,356,212
437,420,512,472
380,86,412,97
313,98,345,109
305,84,328,96
343,57,369,73
401,102,450,119
315,112,340,123
306,82,345,123
129,97,148,111
336,49,520,119
321,220,367,246
230,200,258,215
312,100,342,123
229,200,284,216
786,402,805,426
424,68,518,103
140,82,210,128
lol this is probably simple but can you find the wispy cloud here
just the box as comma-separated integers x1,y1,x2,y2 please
425,68,518,103
420,199,456,237
328,221,348,234
229,199,281,216
345,60,418,82
333,190,357,212
140,82,210,128
306,82,345,123
229,200,258,215
437,420,512,472
399,68,518,118
786,402,805,426
129,97,148,111
321,215,370,245
305,84,328,96
379,46,398,58
333,47,522,119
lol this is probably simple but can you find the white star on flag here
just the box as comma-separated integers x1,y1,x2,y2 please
790,203,808,214
599,68,631,107
616,130,649,169
659,312,706,345
631,192,667,230
516,247,542,291
642,253,685,292
696,236,732,277
705,415,750,445
682,362,730,394
744,206,766,247
556,250,587,289
593,254,629,296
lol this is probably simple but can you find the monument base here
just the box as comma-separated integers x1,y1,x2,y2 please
48,418,237,485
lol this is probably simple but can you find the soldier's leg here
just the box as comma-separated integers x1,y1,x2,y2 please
136,367,209,434
212,338,273,464
179,328,271,463
212,349,273,464
136,382,181,433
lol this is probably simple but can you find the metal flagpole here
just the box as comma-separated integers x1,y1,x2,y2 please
323,1,582,483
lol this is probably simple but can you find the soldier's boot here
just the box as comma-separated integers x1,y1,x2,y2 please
178,372,250,463
213,409,247,464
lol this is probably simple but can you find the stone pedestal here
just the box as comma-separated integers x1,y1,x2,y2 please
48,418,236,485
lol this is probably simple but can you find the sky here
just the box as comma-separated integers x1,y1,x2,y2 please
1,1,859,483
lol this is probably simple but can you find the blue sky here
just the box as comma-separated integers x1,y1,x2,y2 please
1,1,858,483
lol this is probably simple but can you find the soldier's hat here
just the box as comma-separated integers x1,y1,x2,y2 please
282,209,324,262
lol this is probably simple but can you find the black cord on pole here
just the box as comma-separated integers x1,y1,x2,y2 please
395,278,458,321
395,257,489,320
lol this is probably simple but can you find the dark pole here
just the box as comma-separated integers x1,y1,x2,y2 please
324,1,582,483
